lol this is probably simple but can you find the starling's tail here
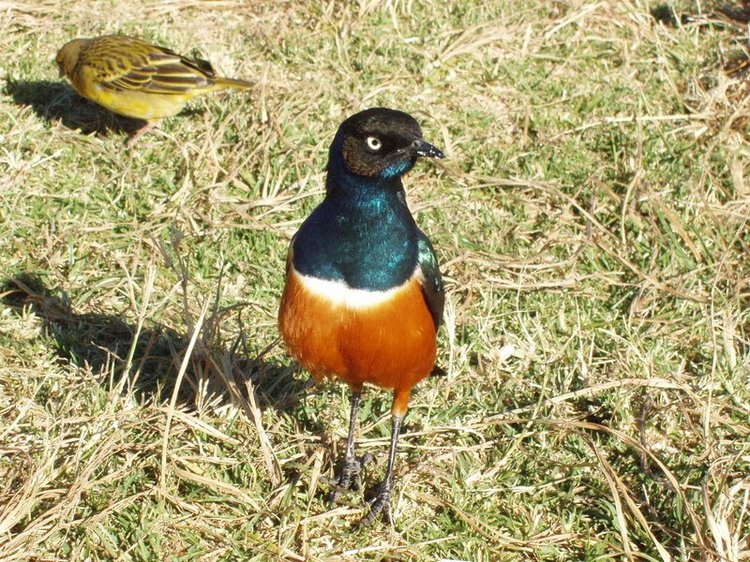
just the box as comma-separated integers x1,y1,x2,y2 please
431,364,447,377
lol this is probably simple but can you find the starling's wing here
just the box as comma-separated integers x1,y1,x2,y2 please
82,35,216,94
417,230,444,331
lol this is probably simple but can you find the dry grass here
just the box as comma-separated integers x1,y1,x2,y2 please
1,0,750,560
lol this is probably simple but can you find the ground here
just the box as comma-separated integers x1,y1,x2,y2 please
1,0,749,560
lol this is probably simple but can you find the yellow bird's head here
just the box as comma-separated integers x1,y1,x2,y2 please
56,38,88,78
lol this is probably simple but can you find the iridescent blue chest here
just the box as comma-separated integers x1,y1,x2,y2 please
292,174,419,291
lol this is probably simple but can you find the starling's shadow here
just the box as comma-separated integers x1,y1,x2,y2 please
5,79,146,136
1,273,312,418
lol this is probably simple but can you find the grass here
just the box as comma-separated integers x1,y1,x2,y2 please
1,0,749,560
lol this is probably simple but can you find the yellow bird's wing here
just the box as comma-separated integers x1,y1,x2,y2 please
81,35,218,95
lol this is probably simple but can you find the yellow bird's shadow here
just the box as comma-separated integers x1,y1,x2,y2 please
6,78,148,137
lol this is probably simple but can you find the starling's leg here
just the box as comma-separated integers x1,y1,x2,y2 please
328,390,372,501
355,413,403,528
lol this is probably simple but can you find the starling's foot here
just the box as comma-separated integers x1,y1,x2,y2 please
326,453,374,503
354,480,392,528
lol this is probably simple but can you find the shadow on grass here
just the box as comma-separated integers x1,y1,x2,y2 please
4,78,146,137
1,273,312,420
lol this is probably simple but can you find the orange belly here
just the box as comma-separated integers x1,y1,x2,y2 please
278,268,437,415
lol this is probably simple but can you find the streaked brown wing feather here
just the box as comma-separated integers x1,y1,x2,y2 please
82,35,216,94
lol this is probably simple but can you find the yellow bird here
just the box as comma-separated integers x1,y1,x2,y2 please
56,34,253,144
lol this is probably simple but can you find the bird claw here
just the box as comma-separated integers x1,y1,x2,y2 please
354,480,392,528
326,453,374,503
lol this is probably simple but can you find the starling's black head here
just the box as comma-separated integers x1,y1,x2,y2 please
331,107,444,180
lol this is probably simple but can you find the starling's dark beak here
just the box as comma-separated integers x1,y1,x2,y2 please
412,138,445,159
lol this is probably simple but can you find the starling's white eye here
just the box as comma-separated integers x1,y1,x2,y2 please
366,136,382,151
